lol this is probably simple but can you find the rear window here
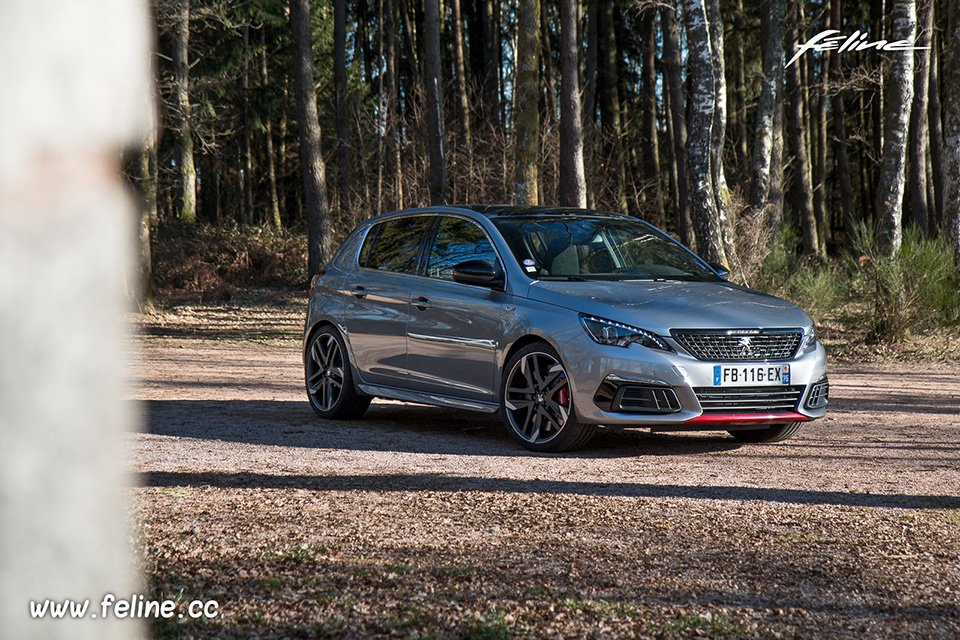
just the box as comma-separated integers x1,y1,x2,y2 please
359,216,433,274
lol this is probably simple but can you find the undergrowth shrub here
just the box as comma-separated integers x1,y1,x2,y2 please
153,223,308,297
755,222,958,342
756,222,958,342
851,223,959,340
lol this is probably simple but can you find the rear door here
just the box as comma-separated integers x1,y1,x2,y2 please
343,215,434,388
405,216,505,403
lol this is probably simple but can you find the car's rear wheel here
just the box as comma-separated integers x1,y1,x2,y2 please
728,421,803,443
500,341,596,452
305,325,371,419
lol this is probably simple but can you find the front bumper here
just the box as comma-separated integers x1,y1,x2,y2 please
559,331,828,428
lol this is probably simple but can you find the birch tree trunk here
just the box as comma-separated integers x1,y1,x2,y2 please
514,0,540,205
559,0,587,208
682,0,727,266
909,0,933,235
424,0,447,204
877,0,916,257
662,1,693,248
943,0,960,272
750,0,786,231
706,0,735,265
172,0,196,223
290,0,333,275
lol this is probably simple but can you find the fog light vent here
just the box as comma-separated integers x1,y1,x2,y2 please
616,385,681,414
805,378,829,409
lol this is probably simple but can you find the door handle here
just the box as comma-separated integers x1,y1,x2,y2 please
351,285,367,299
413,296,431,311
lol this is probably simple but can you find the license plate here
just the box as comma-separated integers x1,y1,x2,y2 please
713,364,790,386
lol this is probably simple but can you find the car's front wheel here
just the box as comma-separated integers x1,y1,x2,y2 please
728,422,803,443
305,325,371,419
500,341,596,452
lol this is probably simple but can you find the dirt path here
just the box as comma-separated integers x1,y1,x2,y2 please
130,296,960,639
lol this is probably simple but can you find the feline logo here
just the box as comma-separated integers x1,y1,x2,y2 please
787,29,929,68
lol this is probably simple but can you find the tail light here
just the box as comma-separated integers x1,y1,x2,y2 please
309,270,325,297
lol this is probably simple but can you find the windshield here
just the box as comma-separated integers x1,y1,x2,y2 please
492,215,721,282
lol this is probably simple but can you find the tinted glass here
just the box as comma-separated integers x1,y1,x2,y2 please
492,215,720,282
361,216,432,273
426,217,499,281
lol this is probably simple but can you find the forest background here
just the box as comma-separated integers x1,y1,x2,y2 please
136,0,960,346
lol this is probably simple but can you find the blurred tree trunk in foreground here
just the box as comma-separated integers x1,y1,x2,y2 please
0,0,149,637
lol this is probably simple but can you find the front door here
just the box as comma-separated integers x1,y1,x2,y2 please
405,216,504,403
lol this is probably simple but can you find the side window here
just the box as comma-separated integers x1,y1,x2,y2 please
426,217,499,281
361,216,432,273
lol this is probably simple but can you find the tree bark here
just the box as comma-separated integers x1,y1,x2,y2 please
139,101,157,309
662,1,692,248
830,0,856,240
334,0,354,221
728,0,748,173
928,9,944,232
877,0,916,257
423,0,447,204
639,5,663,225
481,0,501,130
943,0,960,272
599,0,626,213
260,32,282,232
706,0,735,265
682,0,726,266
559,0,587,207
172,0,196,223
514,0,540,205
909,0,933,235
451,0,473,199
785,0,821,258
242,23,254,225
290,0,333,275
385,0,403,209
750,0,786,232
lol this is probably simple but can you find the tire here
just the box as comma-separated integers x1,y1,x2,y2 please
728,421,804,443
500,341,597,452
304,325,371,420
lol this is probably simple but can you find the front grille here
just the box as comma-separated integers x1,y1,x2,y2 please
672,330,803,361
694,386,804,414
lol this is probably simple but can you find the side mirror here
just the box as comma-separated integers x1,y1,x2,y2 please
709,262,730,278
451,259,504,288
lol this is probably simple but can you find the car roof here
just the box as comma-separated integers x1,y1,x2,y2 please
380,204,633,220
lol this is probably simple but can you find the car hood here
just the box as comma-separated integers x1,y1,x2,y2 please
526,279,813,335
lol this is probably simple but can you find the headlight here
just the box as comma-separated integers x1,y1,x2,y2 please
579,314,671,351
801,326,819,352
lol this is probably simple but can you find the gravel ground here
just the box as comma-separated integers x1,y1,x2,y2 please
130,293,960,639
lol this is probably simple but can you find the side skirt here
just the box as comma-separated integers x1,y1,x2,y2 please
356,383,501,414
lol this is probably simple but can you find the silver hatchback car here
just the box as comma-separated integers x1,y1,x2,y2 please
304,206,828,452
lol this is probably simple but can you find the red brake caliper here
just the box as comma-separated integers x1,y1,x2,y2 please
558,385,570,408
